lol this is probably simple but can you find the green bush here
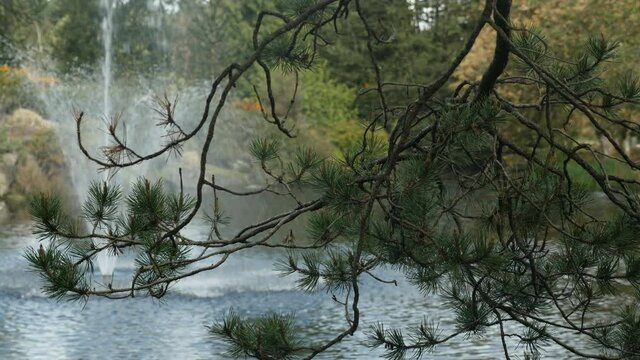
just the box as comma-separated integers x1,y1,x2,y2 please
565,156,639,191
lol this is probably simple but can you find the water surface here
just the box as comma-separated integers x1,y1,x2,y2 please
0,222,622,359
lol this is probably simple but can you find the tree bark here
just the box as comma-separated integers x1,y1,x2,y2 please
475,0,512,101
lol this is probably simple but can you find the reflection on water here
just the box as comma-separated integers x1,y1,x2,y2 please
0,220,623,359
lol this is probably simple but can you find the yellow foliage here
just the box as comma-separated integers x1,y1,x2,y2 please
231,99,263,112
456,0,639,83
0,65,57,87
454,26,495,85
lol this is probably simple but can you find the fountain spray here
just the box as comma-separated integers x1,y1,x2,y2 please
95,0,117,278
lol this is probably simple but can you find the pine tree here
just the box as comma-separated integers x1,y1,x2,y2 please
48,0,102,72
26,0,640,358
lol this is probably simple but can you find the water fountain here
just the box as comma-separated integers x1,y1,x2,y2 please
27,0,175,279
95,0,117,278
28,0,264,281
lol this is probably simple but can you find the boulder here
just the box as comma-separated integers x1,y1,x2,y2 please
1,152,18,168
0,153,18,184
0,171,8,197
0,201,9,224
0,108,55,143
4,192,28,220
0,108,72,222
4,192,27,212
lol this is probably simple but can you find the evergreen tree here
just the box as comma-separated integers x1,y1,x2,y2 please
320,0,477,121
26,0,640,358
48,0,102,72
0,0,48,63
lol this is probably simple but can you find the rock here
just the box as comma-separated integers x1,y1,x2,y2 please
4,192,27,212
1,109,65,171
0,109,71,221
1,152,18,168
0,153,18,184
0,201,9,224
15,154,50,194
0,171,8,197
0,108,55,144
3,192,28,221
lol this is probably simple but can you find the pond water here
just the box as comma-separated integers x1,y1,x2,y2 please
0,215,624,359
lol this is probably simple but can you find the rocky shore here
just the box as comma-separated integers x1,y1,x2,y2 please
0,108,75,223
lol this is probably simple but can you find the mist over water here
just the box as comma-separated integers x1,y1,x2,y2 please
21,0,278,282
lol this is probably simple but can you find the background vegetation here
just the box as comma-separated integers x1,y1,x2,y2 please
2,1,638,165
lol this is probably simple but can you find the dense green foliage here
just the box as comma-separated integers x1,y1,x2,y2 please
48,0,102,72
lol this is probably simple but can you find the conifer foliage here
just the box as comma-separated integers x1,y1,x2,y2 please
26,0,640,358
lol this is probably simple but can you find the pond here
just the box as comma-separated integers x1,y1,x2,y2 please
0,213,627,360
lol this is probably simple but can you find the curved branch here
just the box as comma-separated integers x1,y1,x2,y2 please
475,0,512,101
